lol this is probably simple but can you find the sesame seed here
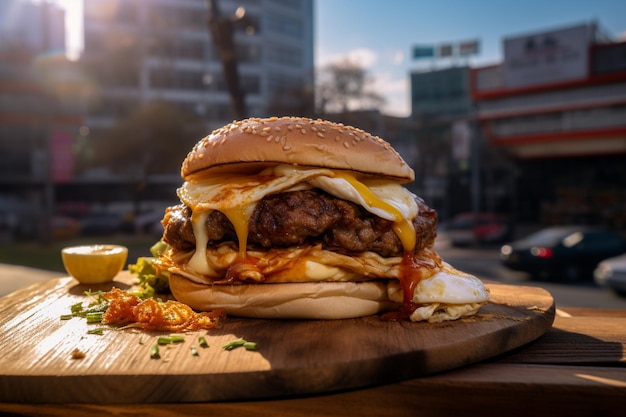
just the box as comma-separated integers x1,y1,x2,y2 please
317,132,324,138
300,129,306,134
283,145,291,151
343,142,350,149
311,126,318,132
267,135,273,142
274,136,281,143
274,126,281,132
287,125,294,131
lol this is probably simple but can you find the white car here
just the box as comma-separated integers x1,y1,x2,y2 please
594,254,626,297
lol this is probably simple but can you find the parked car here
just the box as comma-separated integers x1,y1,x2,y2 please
594,254,626,297
443,212,510,246
80,213,123,236
500,226,626,281
51,216,81,239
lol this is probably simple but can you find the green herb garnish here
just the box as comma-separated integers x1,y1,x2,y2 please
169,334,185,343
150,344,160,359
61,291,109,324
198,336,209,348
128,241,171,299
222,338,258,351
157,336,172,345
157,334,186,345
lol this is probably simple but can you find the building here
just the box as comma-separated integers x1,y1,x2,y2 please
81,0,314,140
408,65,511,221
0,0,83,239
472,21,626,228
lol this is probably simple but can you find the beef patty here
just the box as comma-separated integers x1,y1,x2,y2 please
162,189,437,258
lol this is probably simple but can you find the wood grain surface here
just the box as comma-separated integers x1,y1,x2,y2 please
0,272,555,404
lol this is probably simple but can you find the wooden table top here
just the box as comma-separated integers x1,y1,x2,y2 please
1,279,625,416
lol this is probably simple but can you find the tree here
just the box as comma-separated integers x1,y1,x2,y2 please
77,100,203,177
315,59,385,116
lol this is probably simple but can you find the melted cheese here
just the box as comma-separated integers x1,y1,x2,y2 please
177,165,419,277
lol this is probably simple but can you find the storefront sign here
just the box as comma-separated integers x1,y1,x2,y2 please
503,23,593,88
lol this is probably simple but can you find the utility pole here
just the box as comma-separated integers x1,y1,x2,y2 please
470,111,482,230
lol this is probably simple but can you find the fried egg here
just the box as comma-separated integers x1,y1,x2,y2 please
388,263,490,322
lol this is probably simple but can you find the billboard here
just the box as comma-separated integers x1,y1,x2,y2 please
413,40,480,60
438,43,454,57
412,45,435,59
459,39,479,56
503,23,594,88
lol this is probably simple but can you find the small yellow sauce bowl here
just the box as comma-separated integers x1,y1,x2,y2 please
61,244,128,284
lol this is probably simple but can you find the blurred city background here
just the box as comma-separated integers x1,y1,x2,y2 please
1,0,626,303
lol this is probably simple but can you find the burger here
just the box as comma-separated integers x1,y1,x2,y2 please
156,116,489,322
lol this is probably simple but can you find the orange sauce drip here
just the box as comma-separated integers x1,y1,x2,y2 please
222,253,262,283
381,250,440,321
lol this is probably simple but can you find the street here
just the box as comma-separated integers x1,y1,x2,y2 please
435,240,626,310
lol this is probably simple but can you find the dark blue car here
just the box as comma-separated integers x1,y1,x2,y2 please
500,226,626,281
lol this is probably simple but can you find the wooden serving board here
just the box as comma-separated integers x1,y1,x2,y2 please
0,271,555,404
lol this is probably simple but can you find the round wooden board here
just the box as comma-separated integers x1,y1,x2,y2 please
0,272,555,404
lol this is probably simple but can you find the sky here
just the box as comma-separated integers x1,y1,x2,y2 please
315,0,626,117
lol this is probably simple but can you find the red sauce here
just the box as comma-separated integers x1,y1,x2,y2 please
381,250,440,322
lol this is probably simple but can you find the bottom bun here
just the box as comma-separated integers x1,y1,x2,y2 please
169,274,399,319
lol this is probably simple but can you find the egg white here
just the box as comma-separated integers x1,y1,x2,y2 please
387,263,490,322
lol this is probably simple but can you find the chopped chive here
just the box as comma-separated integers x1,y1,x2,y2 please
222,338,257,351
157,336,172,345
169,334,185,343
139,336,144,345
198,336,209,348
243,342,258,350
70,302,83,314
87,328,104,335
60,314,73,320
190,346,199,356
85,312,103,323
222,339,246,350
150,344,160,359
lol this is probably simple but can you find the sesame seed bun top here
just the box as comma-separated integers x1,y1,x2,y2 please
181,117,415,182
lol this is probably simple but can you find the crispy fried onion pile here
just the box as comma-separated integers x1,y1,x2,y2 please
101,288,225,332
